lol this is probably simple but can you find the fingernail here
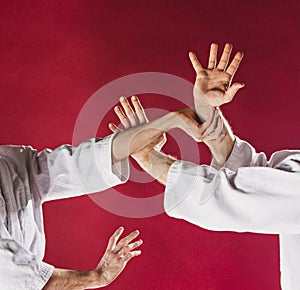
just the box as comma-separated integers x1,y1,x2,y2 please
119,96,125,102
132,95,137,100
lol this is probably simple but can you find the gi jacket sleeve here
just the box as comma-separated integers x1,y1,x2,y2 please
25,134,129,202
164,137,300,234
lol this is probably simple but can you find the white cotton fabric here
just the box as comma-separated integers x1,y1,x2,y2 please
0,134,129,290
164,137,300,290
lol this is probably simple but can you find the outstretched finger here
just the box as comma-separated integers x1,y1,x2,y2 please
131,96,148,123
217,43,232,71
208,43,218,69
226,51,243,77
114,106,131,129
118,239,143,257
122,250,142,263
114,230,140,253
119,97,138,126
189,51,204,74
106,227,124,252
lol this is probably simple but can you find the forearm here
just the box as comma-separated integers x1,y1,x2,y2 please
205,109,235,169
43,268,101,290
112,112,176,162
133,147,176,185
112,108,203,162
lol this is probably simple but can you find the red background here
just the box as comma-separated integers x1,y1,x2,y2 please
0,1,299,289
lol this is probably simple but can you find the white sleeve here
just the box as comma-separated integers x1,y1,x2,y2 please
26,134,129,202
0,238,54,290
164,137,300,234
224,136,299,170
223,136,268,169
225,138,300,289
279,234,300,290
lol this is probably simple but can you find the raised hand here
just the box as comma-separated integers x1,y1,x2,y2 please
109,96,167,155
189,43,244,112
95,227,142,287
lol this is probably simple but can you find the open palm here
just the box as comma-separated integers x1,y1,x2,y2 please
95,227,142,287
189,43,244,109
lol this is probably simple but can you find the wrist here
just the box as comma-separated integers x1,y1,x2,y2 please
196,109,214,123
87,270,103,288
132,146,155,170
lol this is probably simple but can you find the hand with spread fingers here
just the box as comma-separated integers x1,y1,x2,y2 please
189,43,244,120
109,95,167,161
95,227,142,288
43,227,142,290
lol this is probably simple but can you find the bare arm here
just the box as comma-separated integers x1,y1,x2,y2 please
189,43,244,168
109,96,224,185
43,269,99,290
134,110,231,185
204,108,235,169
43,227,142,289
130,146,176,185
111,97,209,162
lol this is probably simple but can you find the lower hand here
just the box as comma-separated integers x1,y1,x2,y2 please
43,227,142,290
95,227,142,287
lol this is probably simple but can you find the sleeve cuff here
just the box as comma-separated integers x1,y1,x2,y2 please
95,133,129,187
165,160,182,190
223,136,268,171
223,136,243,171
164,161,194,217
35,262,54,289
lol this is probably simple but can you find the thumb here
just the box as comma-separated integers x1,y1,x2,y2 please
224,82,245,103
108,123,121,133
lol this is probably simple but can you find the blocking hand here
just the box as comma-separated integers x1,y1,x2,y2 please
109,96,167,155
189,43,244,112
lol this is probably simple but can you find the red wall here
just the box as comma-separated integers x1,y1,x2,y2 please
0,1,299,289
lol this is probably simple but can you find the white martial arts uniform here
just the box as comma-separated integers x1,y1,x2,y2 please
164,137,300,290
0,135,129,290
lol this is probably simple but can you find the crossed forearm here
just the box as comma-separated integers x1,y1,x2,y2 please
132,108,235,185
112,109,203,162
205,108,235,169
134,147,176,185
112,113,174,162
